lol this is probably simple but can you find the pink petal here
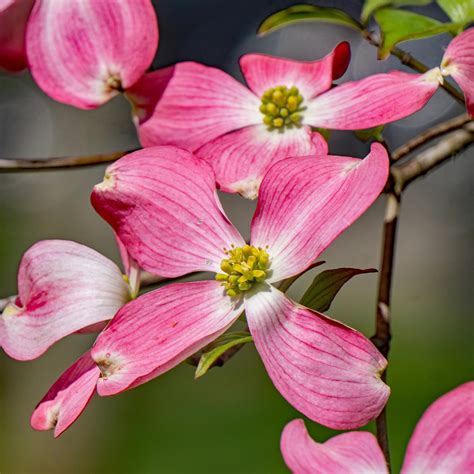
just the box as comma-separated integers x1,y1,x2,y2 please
281,419,387,474
245,286,389,429
441,28,474,116
240,41,351,100
0,240,130,361
197,125,328,199
91,280,242,396
240,42,350,99
91,146,245,278
251,143,389,282
114,233,141,298
0,0,34,72
401,382,474,474
30,351,100,437
26,0,158,109
129,62,261,149
305,69,442,129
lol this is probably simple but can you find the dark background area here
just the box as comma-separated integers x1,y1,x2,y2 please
0,1,472,472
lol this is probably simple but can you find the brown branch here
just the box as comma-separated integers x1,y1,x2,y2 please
0,150,136,172
363,31,465,104
392,114,472,162
392,121,474,191
372,116,473,468
371,191,400,469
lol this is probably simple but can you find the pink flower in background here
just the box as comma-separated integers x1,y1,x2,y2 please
32,143,390,436
0,239,135,361
441,27,474,117
23,0,158,109
0,0,34,71
127,43,441,198
281,381,474,474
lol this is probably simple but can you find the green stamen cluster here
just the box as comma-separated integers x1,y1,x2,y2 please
216,245,270,297
259,85,304,130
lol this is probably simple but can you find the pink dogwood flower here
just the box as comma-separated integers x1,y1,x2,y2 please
441,27,474,117
0,239,135,361
281,381,474,473
0,0,35,71
32,143,391,436
127,43,442,198
23,0,158,109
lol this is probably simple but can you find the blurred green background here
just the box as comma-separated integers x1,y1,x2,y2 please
1,0,472,473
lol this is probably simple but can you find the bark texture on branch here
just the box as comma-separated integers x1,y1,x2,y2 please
0,150,135,172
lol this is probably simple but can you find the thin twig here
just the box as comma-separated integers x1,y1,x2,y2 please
392,114,472,162
363,31,465,104
0,150,135,172
392,121,474,192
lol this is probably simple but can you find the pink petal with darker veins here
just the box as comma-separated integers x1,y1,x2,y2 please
245,285,389,429
132,62,261,149
26,0,158,109
401,381,474,474
91,147,245,278
31,351,100,437
0,0,35,71
305,69,442,129
197,125,327,199
250,143,389,282
441,28,474,116
240,42,350,99
0,240,130,361
91,281,242,396
281,419,387,474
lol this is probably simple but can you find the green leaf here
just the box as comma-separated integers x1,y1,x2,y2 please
436,0,474,29
313,127,332,141
258,5,363,36
375,8,462,59
300,268,377,313
361,0,432,24
194,332,253,379
354,125,385,142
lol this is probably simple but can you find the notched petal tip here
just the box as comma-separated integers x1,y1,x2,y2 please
93,350,124,380
422,67,444,85
94,172,116,192
227,176,262,200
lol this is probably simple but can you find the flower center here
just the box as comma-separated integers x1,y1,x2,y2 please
216,245,270,297
259,85,305,130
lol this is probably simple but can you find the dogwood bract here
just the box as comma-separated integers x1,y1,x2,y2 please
0,0,34,71
440,27,474,117
0,239,135,361
31,143,391,436
24,0,158,109
281,381,474,473
127,43,441,198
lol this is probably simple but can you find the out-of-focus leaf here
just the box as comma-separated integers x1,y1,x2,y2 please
258,4,363,35
437,0,474,29
375,8,462,59
194,332,253,379
354,125,385,142
361,0,432,24
300,268,377,313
